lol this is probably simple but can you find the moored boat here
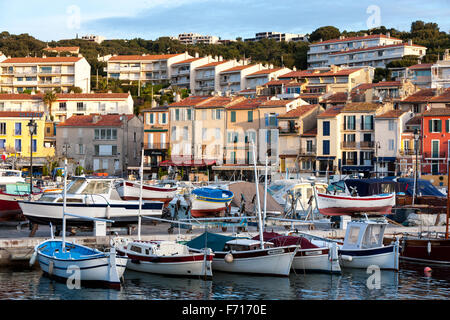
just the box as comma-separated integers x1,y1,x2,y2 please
115,239,214,278
116,180,177,207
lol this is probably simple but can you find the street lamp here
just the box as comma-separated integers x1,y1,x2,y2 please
27,119,37,195
412,128,420,205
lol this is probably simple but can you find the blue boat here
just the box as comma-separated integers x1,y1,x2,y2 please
191,188,234,217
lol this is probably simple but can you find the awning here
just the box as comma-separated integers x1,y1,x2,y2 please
160,159,216,167
342,165,373,172
317,156,335,160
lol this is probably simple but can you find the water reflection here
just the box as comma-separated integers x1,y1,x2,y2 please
0,263,449,300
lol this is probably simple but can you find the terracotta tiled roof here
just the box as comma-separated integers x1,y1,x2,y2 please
195,96,243,108
169,96,213,107
58,114,134,127
323,92,348,103
430,89,450,103
196,61,229,69
317,106,344,118
310,34,402,46
375,110,407,118
247,68,283,76
280,69,362,79
402,88,437,103
279,70,315,79
302,128,317,136
330,43,426,55
423,108,450,117
264,79,295,86
141,106,169,112
221,65,255,73
0,111,44,118
226,97,269,110
1,57,83,63
406,115,422,125
56,93,129,99
108,54,182,61
0,94,43,100
341,102,382,112
278,104,318,118
408,63,433,70
261,99,296,107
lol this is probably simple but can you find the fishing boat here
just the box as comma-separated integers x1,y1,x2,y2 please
187,232,297,276
115,239,214,278
252,231,341,274
18,176,164,227
190,187,234,218
30,159,127,288
316,192,396,216
0,168,25,184
0,183,37,221
115,180,177,207
338,217,400,270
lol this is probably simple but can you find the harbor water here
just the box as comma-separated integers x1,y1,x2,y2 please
1,261,449,300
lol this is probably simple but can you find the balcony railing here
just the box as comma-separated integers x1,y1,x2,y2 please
399,149,416,156
360,141,375,148
341,141,356,149
279,128,298,134
423,152,447,159
298,148,316,156
343,159,357,165
145,143,170,150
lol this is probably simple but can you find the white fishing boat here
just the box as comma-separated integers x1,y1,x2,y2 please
30,159,127,288
190,187,234,218
18,176,164,226
0,169,25,184
115,239,214,278
316,192,396,216
338,218,399,270
115,179,177,206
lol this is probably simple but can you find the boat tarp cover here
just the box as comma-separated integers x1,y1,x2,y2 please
342,178,444,197
192,187,233,199
5,183,30,195
252,232,318,249
186,232,238,251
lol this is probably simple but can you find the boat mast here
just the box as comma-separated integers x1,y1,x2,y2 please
251,140,264,249
263,153,268,224
138,148,144,241
446,167,450,239
62,158,67,252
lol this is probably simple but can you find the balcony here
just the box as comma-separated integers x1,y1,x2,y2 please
279,127,298,135
298,147,316,156
343,159,357,165
145,143,170,150
423,151,447,159
399,149,416,156
341,141,356,149
360,141,375,148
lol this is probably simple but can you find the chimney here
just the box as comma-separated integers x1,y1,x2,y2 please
108,90,112,94
387,32,391,38
175,92,181,102
293,66,297,71
219,55,223,61
195,52,199,58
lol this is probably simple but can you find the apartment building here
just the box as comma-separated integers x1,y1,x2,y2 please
0,111,54,169
141,106,170,172
407,63,433,88
219,64,268,94
81,35,105,44
399,88,438,114
351,80,417,104
245,32,308,42
56,114,142,175
0,92,134,123
278,104,323,173
245,67,292,91
307,33,424,69
431,50,450,89
429,88,450,109
106,52,191,84
193,59,242,95
170,55,217,91
0,56,91,93
177,33,219,45
374,110,413,177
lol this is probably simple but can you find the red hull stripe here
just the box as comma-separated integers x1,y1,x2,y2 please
318,193,394,201
318,205,392,216
125,252,214,263
124,182,177,192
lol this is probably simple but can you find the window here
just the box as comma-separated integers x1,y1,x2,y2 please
361,115,373,130
202,110,207,120
389,139,394,151
32,139,37,153
0,139,5,150
59,102,67,111
160,113,167,124
248,111,253,122
175,109,180,121
388,120,395,131
215,128,221,141
78,144,84,154
94,129,117,140
15,139,21,152
323,140,330,155
77,102,85,111
202,128,207,140
171,126,177,141
231,111,236,123
347,227,360,245
94,145,117,156
323,121,330,136
15,123,21,135
306,140,314,152
149,113,154,124
344,116,356,130
183,126,188,140
430,119,442,133
0,123,5,135
266,113,278,127
187,109,192,120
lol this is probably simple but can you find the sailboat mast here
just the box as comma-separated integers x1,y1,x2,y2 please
251,140,264,249
446,167,450,239
263,154,268,225
62,158,67,252
138,148,144,241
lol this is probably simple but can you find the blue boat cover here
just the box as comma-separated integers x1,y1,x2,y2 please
192,187,233,200
186,232,240,251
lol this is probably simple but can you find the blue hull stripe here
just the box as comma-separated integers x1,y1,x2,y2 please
39,260,127,270
339,245,394,257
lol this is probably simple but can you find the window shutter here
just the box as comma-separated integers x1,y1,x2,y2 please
265,114,269,126
344,116,347,130
438,120,442,132
429,119,433,132
361,116,364,130
275,113,279,127
447,119,449,133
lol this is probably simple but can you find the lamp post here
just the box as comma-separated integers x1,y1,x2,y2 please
27,119,37,194
375,141,381,178
412,128,420,206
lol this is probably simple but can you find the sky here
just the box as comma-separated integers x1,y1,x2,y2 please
0,0,449,41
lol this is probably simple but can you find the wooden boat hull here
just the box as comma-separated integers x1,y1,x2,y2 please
116,181,177,207
339,244,399,270
317,193,395,216
36,241,127,288
397,238,450,264
210,246,296,276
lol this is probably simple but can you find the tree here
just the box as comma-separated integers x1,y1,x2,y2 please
43,91,57,119
309,26,340,42
67,86,83,93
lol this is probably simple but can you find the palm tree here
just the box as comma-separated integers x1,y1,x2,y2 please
43,91,57,120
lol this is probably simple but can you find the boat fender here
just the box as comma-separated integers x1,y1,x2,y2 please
224,253,233,263
29,251,37,267
106,205,111,220
340,255,353,262
427,241,431,255
329,243,339,261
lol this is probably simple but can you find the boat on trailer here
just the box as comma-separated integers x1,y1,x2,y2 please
190,187,234,218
